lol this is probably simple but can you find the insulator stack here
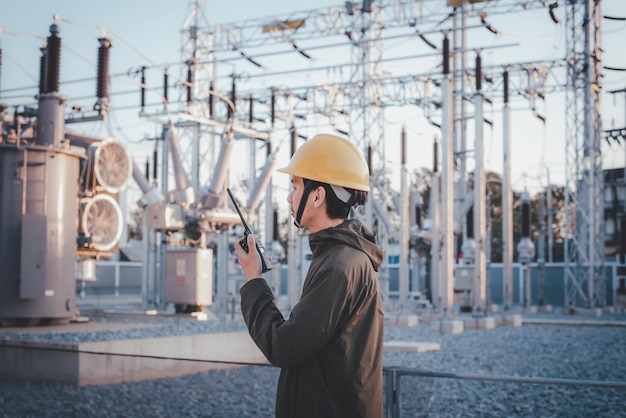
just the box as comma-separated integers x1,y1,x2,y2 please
153,148,158,181
415,205,422,229
228,75,236,119
45,24,61,93
186,61,193,104
38,48,47,95
401,127,406,165
96,38,112,100
208,81,214,116
475,53,482,92
466,206,474,239
290,125,296,157
163,69,168,105
270,88,275,126
443,36,449,75
503,70,509,104
521,193,531,238
619,216,626,264
273,208,280,241
248,95,254,123
433,137,438,173
140,66,146,112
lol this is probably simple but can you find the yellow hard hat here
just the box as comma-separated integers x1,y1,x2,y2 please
277,133,370,192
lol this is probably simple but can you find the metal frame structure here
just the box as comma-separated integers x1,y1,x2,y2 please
142,0,609,311
564,0,605,308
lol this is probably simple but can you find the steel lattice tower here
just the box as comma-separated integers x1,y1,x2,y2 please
171,0,608,311
345,2,386,231
564,0,605,308
178,0,217,190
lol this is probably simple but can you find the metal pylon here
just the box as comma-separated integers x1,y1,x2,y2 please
178,0,218,190
345,2,386,234
564,0,605,308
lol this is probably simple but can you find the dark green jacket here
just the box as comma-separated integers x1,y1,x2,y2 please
240,219,385,418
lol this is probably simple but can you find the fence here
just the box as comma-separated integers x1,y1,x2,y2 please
383,367,626,417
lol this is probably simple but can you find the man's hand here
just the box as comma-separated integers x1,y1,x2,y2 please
234,233,264,281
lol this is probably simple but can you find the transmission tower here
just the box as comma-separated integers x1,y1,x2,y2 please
178,0,218,190
344,1,386,231
564,0,605,308
170,0,609,312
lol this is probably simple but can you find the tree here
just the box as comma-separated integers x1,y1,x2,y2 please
412,169,566,263
127,207,144,241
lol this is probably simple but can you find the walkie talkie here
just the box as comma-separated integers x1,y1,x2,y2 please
227,188,272,273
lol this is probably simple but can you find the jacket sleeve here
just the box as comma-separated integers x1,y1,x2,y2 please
240,269,352,368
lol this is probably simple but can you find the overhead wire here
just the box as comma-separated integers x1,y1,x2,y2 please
0,341,274,367
2,14,240,146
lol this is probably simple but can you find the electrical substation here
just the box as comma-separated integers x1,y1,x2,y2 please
0,0,625,388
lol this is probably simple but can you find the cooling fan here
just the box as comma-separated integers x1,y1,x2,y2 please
79,194,124,252
90,138,133,193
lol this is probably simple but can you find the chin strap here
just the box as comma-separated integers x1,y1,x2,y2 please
294,180,316,228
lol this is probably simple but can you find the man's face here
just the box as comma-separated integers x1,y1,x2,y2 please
287,176,304,221
288,176,318,228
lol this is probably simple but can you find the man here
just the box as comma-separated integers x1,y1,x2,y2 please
234,133,385,418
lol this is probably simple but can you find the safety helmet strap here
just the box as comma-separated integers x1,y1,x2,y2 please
294,179,317,228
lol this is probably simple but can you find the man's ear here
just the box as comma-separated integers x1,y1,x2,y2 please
313,185,326,207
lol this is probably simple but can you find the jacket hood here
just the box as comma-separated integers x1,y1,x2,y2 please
309,219,385,272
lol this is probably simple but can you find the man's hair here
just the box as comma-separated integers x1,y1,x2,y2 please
303,179,368,220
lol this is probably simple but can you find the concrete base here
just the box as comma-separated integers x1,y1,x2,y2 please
496,314,523,327
575,308,603,318
431,319,464,334
478,317,496,329
487,304,499,313
0,331,266,386
461,317,496,330
383,341,440,353
387,314,419,327
462,318,477,329
525,306,539,314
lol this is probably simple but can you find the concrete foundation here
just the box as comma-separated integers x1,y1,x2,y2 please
383,341,440,353
487,304,499,313
0,331,266,386
496,313,523,326
431,320,464,334
477,317,496,329
575,308,603,318
387,314,419,327
463,317,497,330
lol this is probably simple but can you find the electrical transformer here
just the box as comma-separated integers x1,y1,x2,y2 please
164,248,214,312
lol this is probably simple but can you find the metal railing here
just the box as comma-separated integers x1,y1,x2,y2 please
383,367,626,418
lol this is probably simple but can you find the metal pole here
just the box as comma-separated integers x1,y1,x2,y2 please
538,193,546,306
547,169,554,263
502,70,514,310
287,130,298,310
441,36,455,316
399,129,409,312
217,231,229,314
430,169,441,312
473,52,486,313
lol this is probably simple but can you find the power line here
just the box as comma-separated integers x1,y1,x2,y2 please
0,341,274,368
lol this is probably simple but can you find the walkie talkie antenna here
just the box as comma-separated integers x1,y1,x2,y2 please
226,187,272,273
227,188,250,231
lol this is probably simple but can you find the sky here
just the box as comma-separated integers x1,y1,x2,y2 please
1,0,625,210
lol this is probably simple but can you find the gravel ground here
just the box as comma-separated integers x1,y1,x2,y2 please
1,308,625,418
